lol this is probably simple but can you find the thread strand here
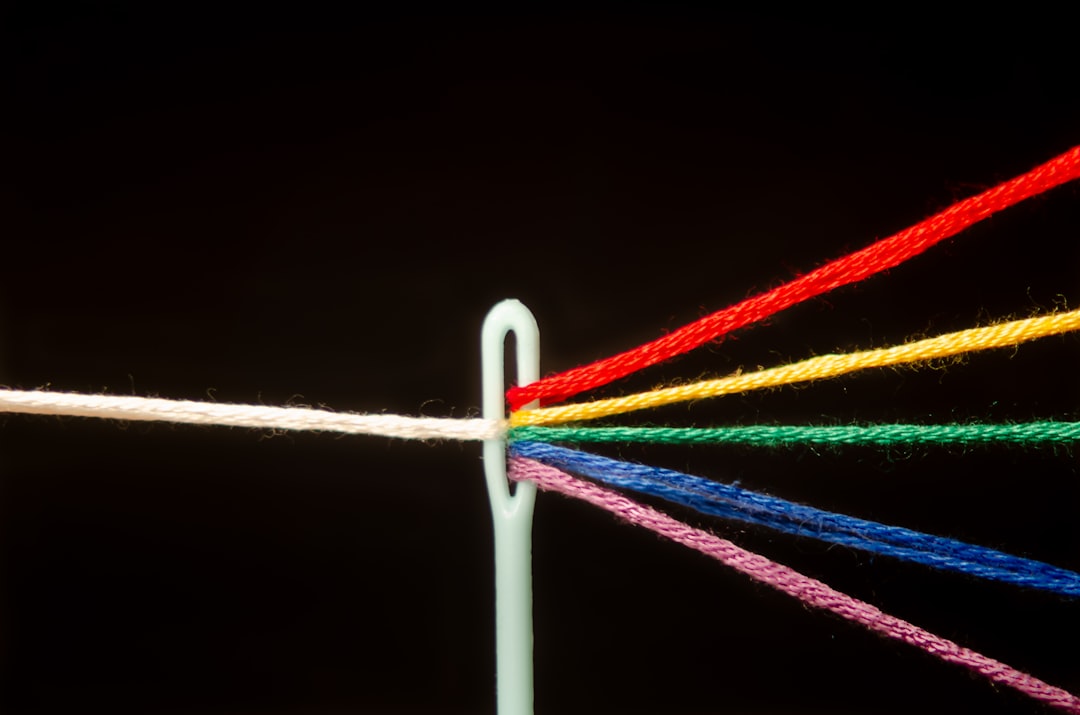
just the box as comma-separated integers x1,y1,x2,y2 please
507,144,1080,410
0,389,503,441
511,309,1080,426
510,442,1080,596
509,457,1080,713
510,421,1080,447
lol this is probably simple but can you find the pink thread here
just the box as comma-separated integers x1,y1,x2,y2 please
508,456,1080,713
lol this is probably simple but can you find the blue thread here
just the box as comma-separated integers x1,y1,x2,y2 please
510,441,1080,597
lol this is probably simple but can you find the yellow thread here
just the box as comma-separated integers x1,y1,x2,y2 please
511,309,1080,426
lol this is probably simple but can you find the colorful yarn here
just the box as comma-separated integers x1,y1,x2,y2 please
511,308,1080,426
0,389,504,441
510,442,1080,596
508,456,1080,713
510,421,1080,447
507,144,1080,410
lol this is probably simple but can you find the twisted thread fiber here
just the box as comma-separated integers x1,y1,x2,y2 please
507,144,1080,411
511,421,1080,447
511,308,1080,426
0,389,503,441
510,442,1080,596
508,457,1080,713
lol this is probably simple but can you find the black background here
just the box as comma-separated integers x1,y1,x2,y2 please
4,8,1080,715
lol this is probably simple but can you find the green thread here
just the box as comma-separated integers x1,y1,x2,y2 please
509,422,1080,447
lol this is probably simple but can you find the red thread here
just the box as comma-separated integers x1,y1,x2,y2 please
508,145,1080,410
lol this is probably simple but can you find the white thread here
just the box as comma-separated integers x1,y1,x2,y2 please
0,389,504,441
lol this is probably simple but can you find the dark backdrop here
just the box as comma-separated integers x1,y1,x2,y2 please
4,9,1080,715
